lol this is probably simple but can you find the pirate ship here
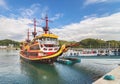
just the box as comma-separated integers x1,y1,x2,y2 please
20,16,66,64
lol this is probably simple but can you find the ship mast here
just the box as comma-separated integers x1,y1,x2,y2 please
32,18,37,38
41,15,51,34
26,29,30,42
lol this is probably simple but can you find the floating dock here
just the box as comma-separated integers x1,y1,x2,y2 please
93,66,120,84
56,57,81,65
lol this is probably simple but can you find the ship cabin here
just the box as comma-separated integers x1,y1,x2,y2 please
36,33,60,53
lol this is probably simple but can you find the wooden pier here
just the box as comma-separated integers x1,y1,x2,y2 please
93,66,120,84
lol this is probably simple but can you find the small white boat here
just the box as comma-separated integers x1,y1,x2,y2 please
61,49,116,57
61,49,98,57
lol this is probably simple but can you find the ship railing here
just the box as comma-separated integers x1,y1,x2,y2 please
40,41,59,45
41,46,60,52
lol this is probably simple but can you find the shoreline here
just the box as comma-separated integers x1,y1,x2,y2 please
0,47,20,50
73,58,120,82
93,66,120,84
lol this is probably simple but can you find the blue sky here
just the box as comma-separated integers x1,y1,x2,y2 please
0,0,120,41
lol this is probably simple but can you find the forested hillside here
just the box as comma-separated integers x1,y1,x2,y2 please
0,38,120,48
0,39,19,48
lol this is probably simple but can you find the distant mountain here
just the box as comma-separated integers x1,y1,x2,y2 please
0,39,20,47
79,38,120,48
0,38,119,48
59,40,76,45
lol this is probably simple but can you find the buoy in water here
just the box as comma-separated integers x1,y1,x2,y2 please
104,75,115,80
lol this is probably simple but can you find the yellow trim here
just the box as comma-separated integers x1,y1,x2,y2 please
30,43,39,47
24,45,30,50
20,44,66,60
36,33,58,39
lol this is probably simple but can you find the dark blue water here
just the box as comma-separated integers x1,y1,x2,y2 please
0,50,94,84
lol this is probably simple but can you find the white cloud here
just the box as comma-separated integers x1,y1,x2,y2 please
0,3,64,41
84,0,120,5
84,0,107,5
20,3,41,18
40,6,49,18
50,13,63,21
1,12,120,42
20,3,50,19
1,5,120,42
0,17,33,41
51,12,120,41
0,0,8,9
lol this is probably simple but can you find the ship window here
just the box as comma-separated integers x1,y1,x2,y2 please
43,48,47,51
49,48,52,51
44,44,54,47
49,38,51,41
40,38,43,41
29,52,38,56
41,45,43,47
47,38,49,41
45,38,47,41
30,45,40,50
54,48,58,50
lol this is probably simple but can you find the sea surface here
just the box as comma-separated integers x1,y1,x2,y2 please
0,49,120,84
